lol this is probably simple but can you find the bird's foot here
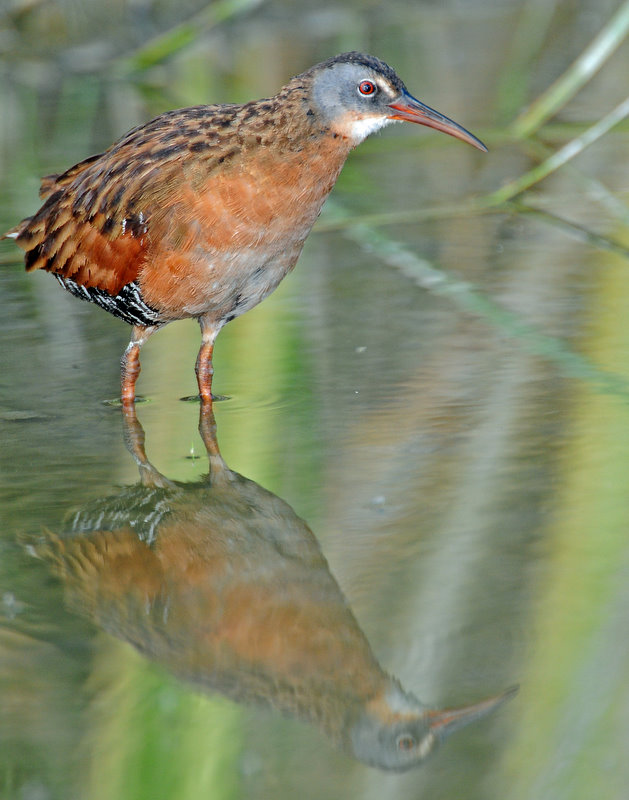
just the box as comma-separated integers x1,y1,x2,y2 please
179,393,230,403
102,396,151,407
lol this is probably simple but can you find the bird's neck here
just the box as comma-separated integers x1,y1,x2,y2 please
236,81,358,157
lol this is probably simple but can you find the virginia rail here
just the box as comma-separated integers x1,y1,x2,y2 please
4,52,486,404
36,404,516,771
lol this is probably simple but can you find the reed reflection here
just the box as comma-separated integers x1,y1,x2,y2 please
39,405,515,771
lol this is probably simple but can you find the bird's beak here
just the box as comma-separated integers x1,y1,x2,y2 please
425,685,518,741
387,90,488,152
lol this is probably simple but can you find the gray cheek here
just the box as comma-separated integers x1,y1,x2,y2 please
311,63,366,121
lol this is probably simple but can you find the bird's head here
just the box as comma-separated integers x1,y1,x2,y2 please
304,51,487,150
347,680,517,771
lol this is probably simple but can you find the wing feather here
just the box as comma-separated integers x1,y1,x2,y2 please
3,104,240,296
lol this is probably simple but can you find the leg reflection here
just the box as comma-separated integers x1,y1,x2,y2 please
39,403,516,770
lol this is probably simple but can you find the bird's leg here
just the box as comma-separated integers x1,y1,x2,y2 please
195,340,214,404
197,402,232,486
120,324,157,404
121,402,175,489
195,316,221,406
198,403,220,457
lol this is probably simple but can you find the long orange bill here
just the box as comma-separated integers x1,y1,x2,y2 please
426,685,518,740
388,90,488,152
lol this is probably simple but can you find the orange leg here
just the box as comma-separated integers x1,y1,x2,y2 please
120,324,157,404
198,402,220,457
120,402,175,489
195,340,214,404
195,317,221,406
197,398,232,485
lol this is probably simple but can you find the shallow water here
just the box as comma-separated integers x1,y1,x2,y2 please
2,1,629,798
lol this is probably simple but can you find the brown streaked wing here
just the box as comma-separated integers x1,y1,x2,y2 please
9,105,234,295
38,153,103,200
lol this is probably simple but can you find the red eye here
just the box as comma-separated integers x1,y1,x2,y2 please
396,735,416,752
358,80,376,96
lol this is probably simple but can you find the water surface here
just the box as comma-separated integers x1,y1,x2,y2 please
2,1,629,798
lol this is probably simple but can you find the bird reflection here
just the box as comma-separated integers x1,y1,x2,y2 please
38,405,515,771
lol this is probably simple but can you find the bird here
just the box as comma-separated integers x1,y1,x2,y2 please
34,403,516,771
3,52,487,404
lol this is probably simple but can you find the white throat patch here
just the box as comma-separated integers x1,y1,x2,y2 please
348,116,392,142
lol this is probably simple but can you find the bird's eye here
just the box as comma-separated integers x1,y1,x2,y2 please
396,734,416,752
358,80,377,96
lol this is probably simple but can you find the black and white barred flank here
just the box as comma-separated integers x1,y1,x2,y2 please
56,275,163,327
66,487,174,546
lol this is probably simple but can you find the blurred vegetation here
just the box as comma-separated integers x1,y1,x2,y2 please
2,0,629,381
2,1,629,800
